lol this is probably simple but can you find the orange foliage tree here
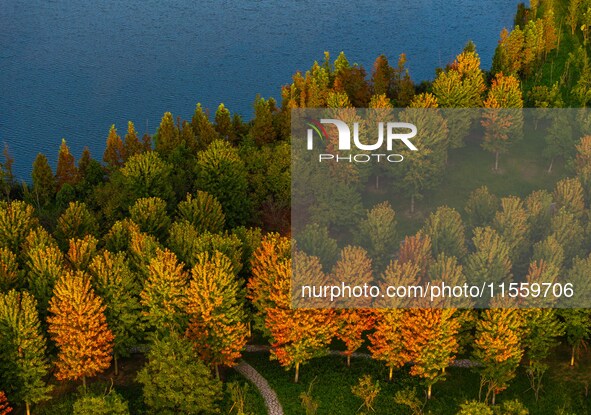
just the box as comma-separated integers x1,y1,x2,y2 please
47,271,114,389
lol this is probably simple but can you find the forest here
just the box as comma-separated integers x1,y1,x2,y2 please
2,0,591,414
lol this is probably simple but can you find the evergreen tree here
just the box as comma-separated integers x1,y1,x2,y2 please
154,112,180,157
553,178,585,219
473,307,523,405
0,248,19,292
55,201,98,245
465,186,499,229
31,154,55,207
55,138,78,190
136,334,222,415
356,201,397,272
47,271,114,389
525,190,553,242
492,196,530,265
140,249,188,334
368,309,407,381
177,191,225,234
195,139,250,227
0,201,38,253
422,206,467,259
214,104,234,142
550,208,584,264
185,251,248,377
191,103,219,149
103,124,125,169
129,197,170,240
89,251,142,376
72,391,129,415
465,227,512,293
403,308,460,399
251,95,277,146
121,151,174,203
124,121,143,159
0,290,52,415
481,73,524,171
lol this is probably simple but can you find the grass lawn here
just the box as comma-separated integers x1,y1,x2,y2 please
244,350,591,415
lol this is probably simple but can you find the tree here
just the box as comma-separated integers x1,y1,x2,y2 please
67,235,98,272
550,208,584,264
403,308,460,399
251,95,277,146
465,227,512,302
521,308,564,401
295,224,338,272
398,232,433,280
24,244,64,317
0,392,11,415
89,251,142,376
356,201,397,272
185,251,248,377
368,309,407,381
335,309,375,367
129,197,170,240
351,375,380,413
553,178,585,219
525,190,553,242
544,113,575,173
140,249,188,334
121,152,174,203
532,236,564,270
47,271,114,389
0,290,51,415
124,121,143,159
191,103,219,149
558,309,591,366
422,206,467,259
331,246,373,307
492,196,530,265
574,136,591,201
177,191,225,234
465,186,500,229
432,49,486,147
195,139,250,227
568,0,582,35
0,201,38,253
31,154,55,207
215,104,235,142
55,201,98,246
136,334,222,415
473,307,523,405
371,54,393,97
56,138,78,190
73,391,129,415
456,401,493,415
103,124,125,169
573,49,591,107
154,112,180,157
0,248,19,292
481,73,524,171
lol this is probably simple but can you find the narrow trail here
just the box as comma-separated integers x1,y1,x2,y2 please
235,360,284,415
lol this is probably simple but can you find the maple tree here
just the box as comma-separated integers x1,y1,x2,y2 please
47,271,114,389
185,251,248,377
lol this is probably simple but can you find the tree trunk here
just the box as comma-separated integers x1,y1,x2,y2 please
492,391,496,405
82,376,87,392
547,158,554,174
495,151,499,171
427,384,432,400
375,175,380,190
571,345,576,367
114,353,119,376
26,402,30,415
215,364,220,380
410,195,415,214
388,366,393,382
295,362,300,383
347,354,351,367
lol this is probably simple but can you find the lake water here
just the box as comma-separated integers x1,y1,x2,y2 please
1,0,520,179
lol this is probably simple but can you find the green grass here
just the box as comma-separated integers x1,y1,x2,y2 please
244,351,591,415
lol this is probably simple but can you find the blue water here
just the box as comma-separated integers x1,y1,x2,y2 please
1,0,520,179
